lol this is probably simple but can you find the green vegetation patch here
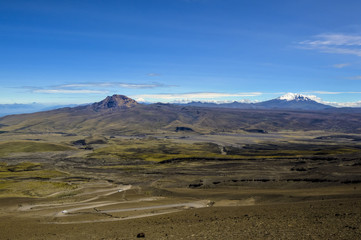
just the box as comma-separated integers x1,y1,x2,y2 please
0,141,73,157
0,180,76,198
0,168,65,179
89,138,361,162
0,162,66,179
89,138,229,161
0,162,75,198
0,162,41,172
224,144,361,158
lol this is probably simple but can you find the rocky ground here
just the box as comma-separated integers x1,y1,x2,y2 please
0,197,360,240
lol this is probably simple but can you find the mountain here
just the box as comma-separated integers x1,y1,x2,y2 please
182,101,253,109
182,93,333,111
0,93,352,117
254,93,333,110
90,94,139,111
0,94,136,117
1,94,361,135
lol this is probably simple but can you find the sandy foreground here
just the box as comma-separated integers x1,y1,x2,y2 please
0,185,360,240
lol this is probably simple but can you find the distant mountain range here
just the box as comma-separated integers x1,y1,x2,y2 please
1,94,361,135
1,93,360,117
180,93,333,110
0,103,78,117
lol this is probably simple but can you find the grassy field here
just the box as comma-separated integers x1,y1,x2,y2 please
87,137,361,162
0,180,76,198
0,141,73,157
88,138,228,161
0,162,75,198
0,162,65,179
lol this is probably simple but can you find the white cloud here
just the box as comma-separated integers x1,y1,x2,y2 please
117,83,164,89
58,82,167,89
304,91,343,95
170,99,254,104
300,34,361,46
147,73,161,77
34,89,108,94
304,91,361,94
29,81,170,95
131,92,262,102
347,76,361,80
321,47,361,57
59,83,112,88
299,34,361,57
324,101,361,108
299,91,361,107
332,63,350,68
134,97,145,102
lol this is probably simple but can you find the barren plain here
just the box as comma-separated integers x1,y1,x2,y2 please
0,129,361,239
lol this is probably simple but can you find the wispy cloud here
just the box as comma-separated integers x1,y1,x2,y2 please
132,92,263,102
332,63,350,68
58,82,168,89
34,89,108,94
27,81,171,94
347,76,361,80
303,91,361,94
301,34,361,46
299,34,361,57
147,73,161,77
328,101,361,108
317,98,361,108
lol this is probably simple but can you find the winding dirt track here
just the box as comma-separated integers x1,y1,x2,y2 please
1,182,361,239
16,183,210,224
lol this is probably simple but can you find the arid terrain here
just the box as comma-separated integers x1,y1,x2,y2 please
0,96,361,239
0,130,361,239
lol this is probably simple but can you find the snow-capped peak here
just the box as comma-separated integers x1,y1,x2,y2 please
278,93,319,102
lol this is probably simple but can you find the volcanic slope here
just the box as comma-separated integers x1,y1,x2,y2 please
1,94,361,135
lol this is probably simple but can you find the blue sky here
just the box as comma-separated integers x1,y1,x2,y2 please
1,0,361,106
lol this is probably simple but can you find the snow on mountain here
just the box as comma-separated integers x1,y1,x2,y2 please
255,93,332,110
278,93,321,102
278,93,361,108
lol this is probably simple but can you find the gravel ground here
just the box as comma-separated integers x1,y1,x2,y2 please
0,198,360,240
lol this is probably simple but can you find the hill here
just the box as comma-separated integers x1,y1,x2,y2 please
1,94,361,135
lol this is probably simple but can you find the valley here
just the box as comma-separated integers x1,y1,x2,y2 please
0,95,361,239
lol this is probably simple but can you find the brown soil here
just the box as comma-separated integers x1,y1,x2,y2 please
0,197,360,240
